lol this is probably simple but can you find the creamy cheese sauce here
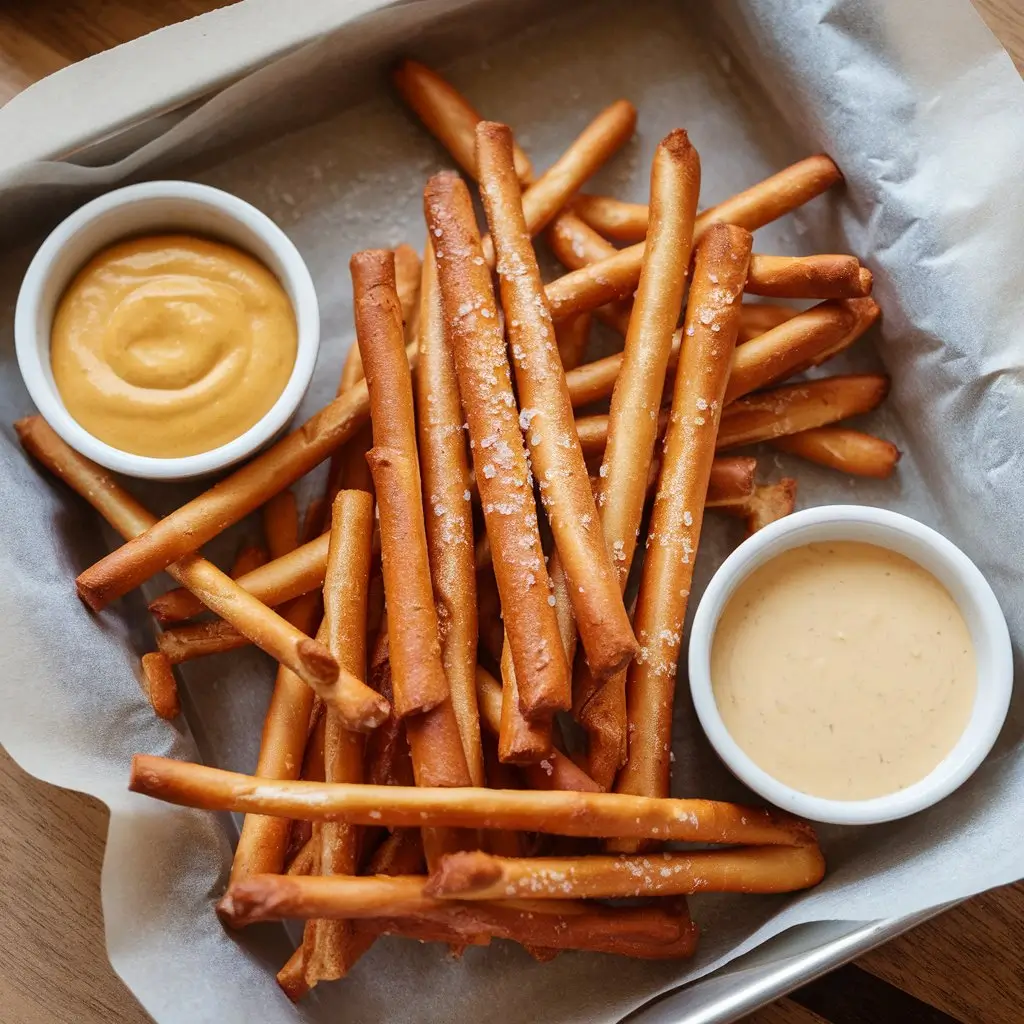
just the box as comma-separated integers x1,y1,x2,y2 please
711,541,975,800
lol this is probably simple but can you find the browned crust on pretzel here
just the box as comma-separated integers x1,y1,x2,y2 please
425,170,570,719
774,427,901,478
480,100,636,264
416,245,484,786
131,753,820,851
426,844,826,900
139,652,180,720
392,58,533,183
745,253,872,299
716,374,891,449
618,224,752,811
477,120,636,682
475,667,601,792
262,491,299,560
149,532,330,624
16,416,343,696
571,154,841,244
352,248,450,719
575,130,701,763
720,478,799,536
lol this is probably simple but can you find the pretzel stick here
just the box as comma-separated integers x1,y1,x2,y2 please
156,620,250,664
416,246,484,786
130,755,817,847
15,417,346,697
426,845,826,900
425,172,570,719
479,100,636,265
230,545,267,580
546,212,634,333
576,130,700,779
546,245,870,322
139,653,180,720
721,478,799,535
150,533,330,623
263,491,299,559
330,245,422,498
276,947,309,1003
287,837,317,877
476,668,600,793
744,254,872,299
724,298,866,405
478,121,636,681
393,58,533,184
616,224,752,821
555,312,591,371
226,873,698,958
353,248,449,718
221,600,321,889
737,302,802,342
705,456,757,504
717,374,890,449
363,620,414,790
71,365,380,609
572,154,842,243
300,491,375,983
497,641,552,763
774,428,901,478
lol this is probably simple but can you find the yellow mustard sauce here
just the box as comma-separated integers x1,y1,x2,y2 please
50,234,297,458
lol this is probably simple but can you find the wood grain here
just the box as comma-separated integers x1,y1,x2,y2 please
0,2,1022,1023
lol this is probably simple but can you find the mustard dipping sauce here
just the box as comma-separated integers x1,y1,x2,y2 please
50,234,297,459
711,541,976,801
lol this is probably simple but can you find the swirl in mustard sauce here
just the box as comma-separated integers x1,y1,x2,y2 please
50,234,298,459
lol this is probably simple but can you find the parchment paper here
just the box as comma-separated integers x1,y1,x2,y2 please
1,1,1022,1022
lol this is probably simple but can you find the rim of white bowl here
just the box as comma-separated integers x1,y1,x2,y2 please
14,180,319,480
688,505,1012,825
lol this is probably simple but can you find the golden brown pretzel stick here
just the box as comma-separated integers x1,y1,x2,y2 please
149,533,330,623
545,247,870,322
393,59,533,184
230,544,267,580
617,225,752,816
721,478,798,535
425,171,570,718
226,874,698,959
415,246,484,787
155,619,251,663
573,154,842,243
705,456,757,504
352,248,449,718
477,121,636,680
724,298,864,405
737,302,802,342
479,100,636,265
72,369,380,609
287,837,317,877
774,427,901,478
302,491,375,985
546,211,633,332
497,641,552,763
717,374,890,449
744,254,873,299
15,416,344,697
139,653,179,720
263,490,299,560
363,620,415,790
575,130,700,776
130,755,818,847
476,668,601,793
426,845,826,900
554,312,591,371
222,599,321,888
225,874,698,959
276,947,309,1003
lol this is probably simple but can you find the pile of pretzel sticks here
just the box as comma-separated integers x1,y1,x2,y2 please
16,59,900,997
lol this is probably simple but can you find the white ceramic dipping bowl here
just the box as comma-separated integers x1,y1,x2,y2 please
15,180,319,480
688,505,1012,825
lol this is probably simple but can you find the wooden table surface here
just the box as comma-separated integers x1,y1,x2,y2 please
1,3,1022,1023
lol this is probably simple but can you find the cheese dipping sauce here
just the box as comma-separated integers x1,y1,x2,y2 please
50,235,297,458
710,541,976,801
